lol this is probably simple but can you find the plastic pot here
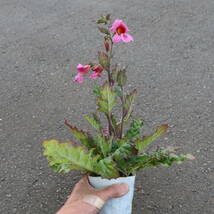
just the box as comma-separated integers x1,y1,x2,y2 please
88,175,136,214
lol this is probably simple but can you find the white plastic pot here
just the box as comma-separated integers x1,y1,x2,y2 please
88,175,136,214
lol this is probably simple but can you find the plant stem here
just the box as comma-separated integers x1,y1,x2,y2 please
106,38,114,137
120,86,125,138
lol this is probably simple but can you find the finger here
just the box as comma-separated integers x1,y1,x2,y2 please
96,183,129,201
65,175,93,204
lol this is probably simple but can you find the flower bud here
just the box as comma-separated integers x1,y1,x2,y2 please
104,39,110,52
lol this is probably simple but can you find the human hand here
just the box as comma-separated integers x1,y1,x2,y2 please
56,175,129,214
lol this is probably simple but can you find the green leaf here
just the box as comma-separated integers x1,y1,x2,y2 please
135,124,169,152
96,17,108,24
125,119,143,140
64,120,94,149
84,114,101,131
124,148,191,175
97,82,116,114
106,14,111,20
110,113,118,131
93,85,101,97
98,27,110,35
95,134,111,157
43,140,100,174
97,157,120,178
117,69,127,86
96,14,111,24
96,98,109,113
123,89,137,120
111,66,119,82
112,143,133,161
98,52,109,70
43,140,120,178
114,87,122,97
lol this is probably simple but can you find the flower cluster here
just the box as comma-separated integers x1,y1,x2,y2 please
74,19,133,83
74,64,104,83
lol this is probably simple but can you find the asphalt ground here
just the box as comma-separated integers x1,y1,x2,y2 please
0,0,213,213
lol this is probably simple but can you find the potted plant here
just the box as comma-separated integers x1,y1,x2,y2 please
43,15,194,214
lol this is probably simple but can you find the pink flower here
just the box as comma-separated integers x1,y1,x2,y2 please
89,65,104,79
74,64,91,83
74,73,84,83
77,64,90,74
110,19,134,44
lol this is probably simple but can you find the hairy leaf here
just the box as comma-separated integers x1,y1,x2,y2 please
135,124,168,152
43,139,100,174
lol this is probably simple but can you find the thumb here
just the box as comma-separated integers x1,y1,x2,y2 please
97,183,129,201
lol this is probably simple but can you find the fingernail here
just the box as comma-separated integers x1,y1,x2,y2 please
118,183,129,195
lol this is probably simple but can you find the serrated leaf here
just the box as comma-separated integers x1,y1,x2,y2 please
43,140,120,178
95,134,111,157
43,139,100,174
123,89,137,119
112,143,133,161
134,124,169,152
98,27,110,35
96,82,116,114
110,113,117,131
96,97,109,113
97,157,119,178
64,120,94,149
124,148,190,175
125,119,143,140
84,114,101,131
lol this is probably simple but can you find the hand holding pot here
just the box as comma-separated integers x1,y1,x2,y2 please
56,175,129,214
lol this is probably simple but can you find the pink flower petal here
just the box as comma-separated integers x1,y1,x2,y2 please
121,33,134,43
92,65,103,74
112,34,122,43
74,73,84,83
110,19,123,32
89,72,101,79
76,64,90,74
